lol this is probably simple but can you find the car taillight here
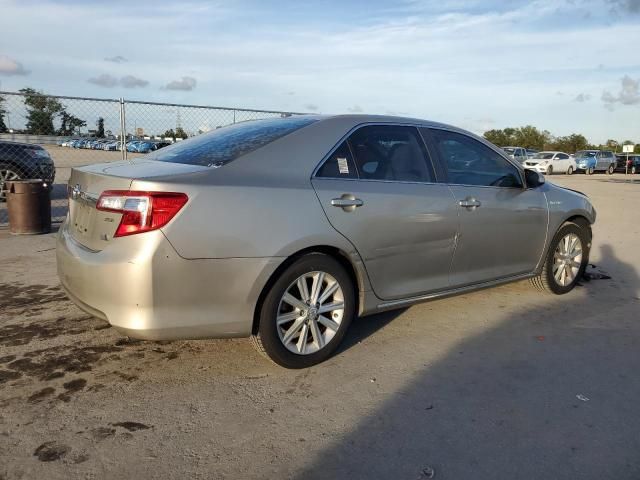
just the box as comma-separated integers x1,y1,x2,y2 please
96,190,188,237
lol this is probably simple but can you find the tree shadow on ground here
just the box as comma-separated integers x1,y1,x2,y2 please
294,244,640,480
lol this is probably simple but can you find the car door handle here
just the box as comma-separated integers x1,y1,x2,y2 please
331,194,363,212
459,198,481,209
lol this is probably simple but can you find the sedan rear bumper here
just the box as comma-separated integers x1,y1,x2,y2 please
56,221,282,340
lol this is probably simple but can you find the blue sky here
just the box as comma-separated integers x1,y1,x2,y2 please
0,0,639,142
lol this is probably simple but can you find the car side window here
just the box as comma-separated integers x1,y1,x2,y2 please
316,140,358,179
347,125,435,182
428,129,523,188
558,153,569,160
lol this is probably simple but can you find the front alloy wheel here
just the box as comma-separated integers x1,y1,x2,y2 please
252,253,355,368
567,166,573,175
530,222,590,294
552,233,583,287
607,164,615,175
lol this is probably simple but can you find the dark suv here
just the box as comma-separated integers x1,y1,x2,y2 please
0,141,55,200
615,154,640,174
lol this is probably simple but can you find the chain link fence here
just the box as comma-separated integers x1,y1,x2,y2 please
0,90,300,227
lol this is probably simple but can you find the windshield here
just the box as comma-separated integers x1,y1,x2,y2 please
502,148,516,154
148,116,318,167
575,151,597,159
533,153,554,159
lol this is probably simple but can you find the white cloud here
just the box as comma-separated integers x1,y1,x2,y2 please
602,75,640,108
120,75,149,88
0,55,29,76
347,105,363,113
164,76,197,91
105,55,128,63
304,103,319,111
88,74,149,88
88,73,118,87
574,93,592,102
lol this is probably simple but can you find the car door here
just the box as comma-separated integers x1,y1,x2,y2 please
422,128,548,287
311,125,459,300
556,153,570,171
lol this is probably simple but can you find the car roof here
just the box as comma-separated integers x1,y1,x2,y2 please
209,113,514,184
0,140,43,148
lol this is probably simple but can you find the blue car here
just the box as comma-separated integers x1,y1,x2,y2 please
574,150,616,175
135,141,158,153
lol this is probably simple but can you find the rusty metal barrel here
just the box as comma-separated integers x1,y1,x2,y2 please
7,179,52,234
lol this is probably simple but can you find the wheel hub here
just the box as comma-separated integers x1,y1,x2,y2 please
276,271,345,355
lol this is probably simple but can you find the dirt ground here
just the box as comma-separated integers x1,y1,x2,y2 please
1,174,639,480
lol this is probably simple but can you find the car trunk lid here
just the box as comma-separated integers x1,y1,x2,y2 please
66,159,208,251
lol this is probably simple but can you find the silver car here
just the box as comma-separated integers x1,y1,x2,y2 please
57,115,596,368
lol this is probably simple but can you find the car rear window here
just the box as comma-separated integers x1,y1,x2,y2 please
147,116,318,167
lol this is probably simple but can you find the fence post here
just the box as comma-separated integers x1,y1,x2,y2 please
119,97,128,161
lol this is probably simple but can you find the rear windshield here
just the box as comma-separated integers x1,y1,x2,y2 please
147,116,318,167
576,151,596,158
533,152,554,159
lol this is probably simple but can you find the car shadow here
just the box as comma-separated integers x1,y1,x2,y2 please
292,244,640,479
338,307,408,353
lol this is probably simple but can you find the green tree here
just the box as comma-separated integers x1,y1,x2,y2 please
96,117,105,138
20,87,64,135
549,134,590,154
175,127,188,139
484,126,549,150
0,95,7,133
483,129,512,147
605,139,619,152
58,110,86,136
513,125,551,150
162,128,176,139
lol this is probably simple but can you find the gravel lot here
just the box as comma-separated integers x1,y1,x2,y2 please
1,174,639,479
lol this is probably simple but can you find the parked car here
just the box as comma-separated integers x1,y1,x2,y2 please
526,149,539,158
0,141,55,201
135,141,158,154
524,151,576,175
615,154,640,174
502,146,529,164
57,115,595,368
103,141,122,151
574,150,616,175
126,141,143,152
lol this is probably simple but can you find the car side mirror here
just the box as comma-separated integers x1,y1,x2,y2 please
525,168,545,188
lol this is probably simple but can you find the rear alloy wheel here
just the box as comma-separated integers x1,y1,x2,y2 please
0,165,21,202
547,166,553,175
251,253,355,368
567,166,573,175
586,167,594,175
632,166,637,174
530,222,590,295
607,164,615,175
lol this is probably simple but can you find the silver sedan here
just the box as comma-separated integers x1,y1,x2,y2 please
57,115,596,368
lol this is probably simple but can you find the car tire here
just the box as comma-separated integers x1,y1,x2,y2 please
607,164,614,175
530,222,590,295
586,167,594,175
632,166,637,174
547,166,553,175
0,164,23,202
567,166,573,175
251,253,355,368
